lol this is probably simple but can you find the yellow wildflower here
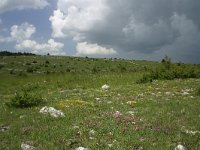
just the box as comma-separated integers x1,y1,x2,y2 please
126,100,137,106
57,100,94,108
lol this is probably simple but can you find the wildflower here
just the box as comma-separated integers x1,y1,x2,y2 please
126,101,137,106
113,111,122,118
39,106,65,118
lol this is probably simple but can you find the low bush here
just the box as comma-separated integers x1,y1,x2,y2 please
32,60,37,63
0,64,4,69
18,71,27,77
137,59,200,84
26,66,34,73
8,90,44,108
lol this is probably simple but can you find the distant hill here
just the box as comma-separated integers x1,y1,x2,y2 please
0,51,36,56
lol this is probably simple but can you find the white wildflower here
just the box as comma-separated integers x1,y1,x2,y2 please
39,106,65,118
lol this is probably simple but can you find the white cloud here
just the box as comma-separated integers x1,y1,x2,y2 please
49,0,108,39
0,0,49,13
76,42,117,56
0,22,35,43
10,22,36,42
16,39,65,55
0,22,65,55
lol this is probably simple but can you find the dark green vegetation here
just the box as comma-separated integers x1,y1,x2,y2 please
137,56,200,83
0,51,36,56
0,55,200,149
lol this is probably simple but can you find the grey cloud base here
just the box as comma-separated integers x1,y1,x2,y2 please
51,0,200,63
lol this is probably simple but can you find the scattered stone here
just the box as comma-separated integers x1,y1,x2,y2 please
76,146,89,150
21,142,35,150
102,84,110,90
39,106,65,118
175,144,185,150
20,115,25,119
0,125,9,132
182,92,189,96
185,130,200,135
108,144,113,148
95,97,100,101
127,111,135,116
73,125,80,129
107,101,112,104
89,129,96,136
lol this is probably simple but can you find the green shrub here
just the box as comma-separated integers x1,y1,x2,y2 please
18,71,27,77
32,60,37,63
26,66,34,73
161,55,172,70
136,73,153,84
10,69,16,75
26,62,31,65
0,64,4,69
8,90,44,108
137,60,200,84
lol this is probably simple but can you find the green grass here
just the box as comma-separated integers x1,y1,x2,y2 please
0,56,200,149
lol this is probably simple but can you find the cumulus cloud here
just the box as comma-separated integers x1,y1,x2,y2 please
49,0,108,39
76,42,117,56
10,22,36,42
16,39,65,55
0,0,49,13
50,0,200,63
0,22,35,43
0,22,65,55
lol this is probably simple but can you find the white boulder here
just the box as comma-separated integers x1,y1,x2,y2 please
39,106,65,118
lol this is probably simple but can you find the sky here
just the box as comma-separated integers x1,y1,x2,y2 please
0,0,200,63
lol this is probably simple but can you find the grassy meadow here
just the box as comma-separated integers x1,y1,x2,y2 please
0,55,200,149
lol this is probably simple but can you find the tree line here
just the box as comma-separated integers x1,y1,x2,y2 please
0,51,36,56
